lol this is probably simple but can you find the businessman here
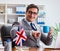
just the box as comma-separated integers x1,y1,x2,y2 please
10,4,53,48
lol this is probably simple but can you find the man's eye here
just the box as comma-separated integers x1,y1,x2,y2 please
28,11,37,15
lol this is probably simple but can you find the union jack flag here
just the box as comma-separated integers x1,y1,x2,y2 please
13,27,27,46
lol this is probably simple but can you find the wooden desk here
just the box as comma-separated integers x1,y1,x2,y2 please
0,47,60,51
12,47,40,51
12,47,60,51
44,48,60,51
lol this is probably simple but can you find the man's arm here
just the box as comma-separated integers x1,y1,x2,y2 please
10,26,18,39
40,33,53,45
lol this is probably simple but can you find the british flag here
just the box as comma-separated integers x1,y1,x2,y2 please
13,27,27,46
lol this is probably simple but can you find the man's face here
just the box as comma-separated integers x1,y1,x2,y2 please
26,8,38,22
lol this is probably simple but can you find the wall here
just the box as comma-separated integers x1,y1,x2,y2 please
0,0,60,26
44,0,60,26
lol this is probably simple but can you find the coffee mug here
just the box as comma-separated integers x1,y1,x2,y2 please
43,26,50,33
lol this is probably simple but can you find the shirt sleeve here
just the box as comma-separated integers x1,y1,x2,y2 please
10,26,18,39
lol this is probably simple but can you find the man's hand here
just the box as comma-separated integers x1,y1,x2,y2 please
48,27,54,37
32,31,41,39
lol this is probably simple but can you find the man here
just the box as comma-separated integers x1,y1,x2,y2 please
10,4,53,48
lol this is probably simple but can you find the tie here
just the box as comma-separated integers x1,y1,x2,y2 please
30,23,37,31
30,23,40,48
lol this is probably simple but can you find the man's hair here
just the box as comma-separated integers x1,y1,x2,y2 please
26,4,39,13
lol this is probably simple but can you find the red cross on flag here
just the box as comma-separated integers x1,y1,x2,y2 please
13,28,27,46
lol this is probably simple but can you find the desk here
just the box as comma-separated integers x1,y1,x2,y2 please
44,48,60,51
12,47,60,51
12,47,41,51
0,47,60,51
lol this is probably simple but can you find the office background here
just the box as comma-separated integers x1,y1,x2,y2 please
0,0,60,26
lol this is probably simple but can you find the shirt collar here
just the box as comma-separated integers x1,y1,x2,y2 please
25,18,31,26
25,18,36,25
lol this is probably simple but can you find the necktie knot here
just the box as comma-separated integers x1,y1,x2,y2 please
30,23,37,31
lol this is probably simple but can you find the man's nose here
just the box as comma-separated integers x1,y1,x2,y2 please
30,13,34,16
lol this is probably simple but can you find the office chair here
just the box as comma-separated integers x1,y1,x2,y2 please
0,25,12,46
